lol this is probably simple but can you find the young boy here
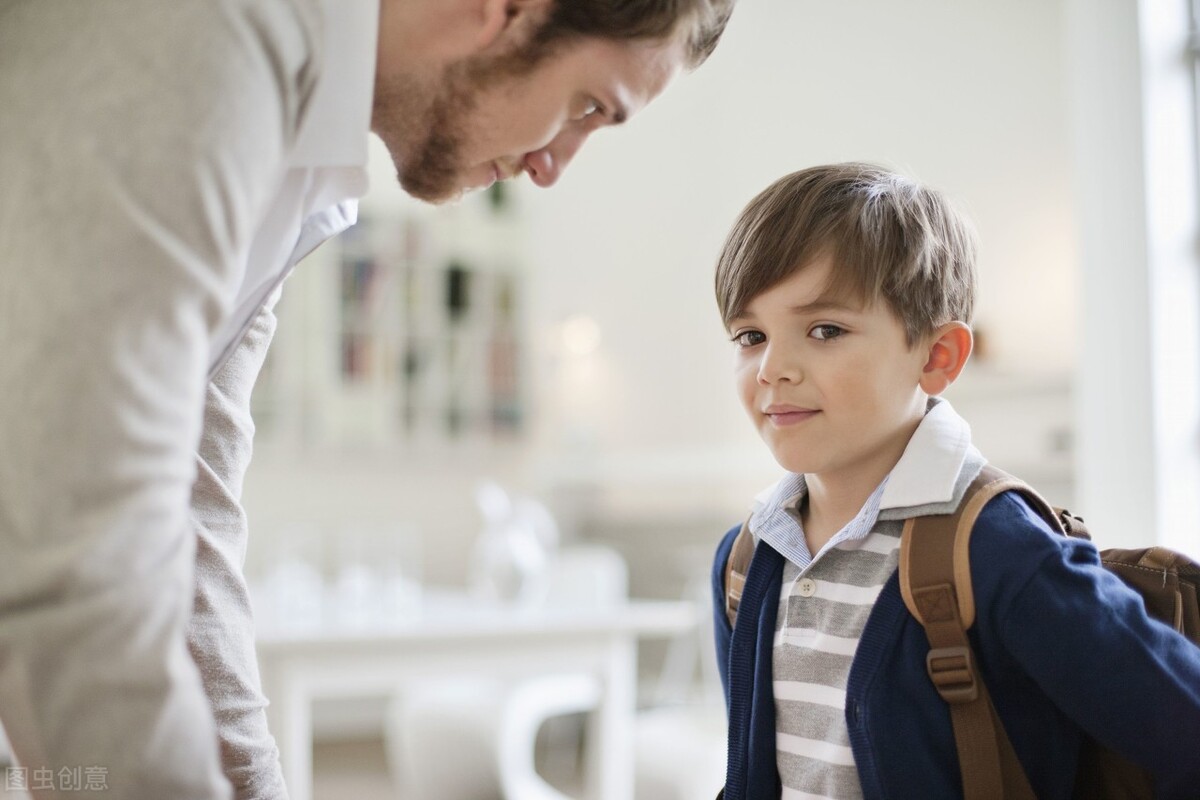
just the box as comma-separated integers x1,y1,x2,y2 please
709,163,1200,799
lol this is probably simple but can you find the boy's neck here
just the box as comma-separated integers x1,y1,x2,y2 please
801,477,878,555
800,415,924,555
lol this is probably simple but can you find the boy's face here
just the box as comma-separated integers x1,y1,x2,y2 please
729,256,931,484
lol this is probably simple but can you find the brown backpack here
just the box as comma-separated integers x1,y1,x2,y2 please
722,464,1200,799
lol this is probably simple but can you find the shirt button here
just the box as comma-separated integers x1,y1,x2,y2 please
797,578,818,597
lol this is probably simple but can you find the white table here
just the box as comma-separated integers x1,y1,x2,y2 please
256,596,698,800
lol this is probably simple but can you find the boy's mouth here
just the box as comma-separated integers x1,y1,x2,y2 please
763,404,820,426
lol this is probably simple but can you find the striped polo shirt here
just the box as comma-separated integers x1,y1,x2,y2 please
747,398,980,799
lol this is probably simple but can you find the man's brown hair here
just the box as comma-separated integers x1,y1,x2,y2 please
715,163,978,345
531,0,736,69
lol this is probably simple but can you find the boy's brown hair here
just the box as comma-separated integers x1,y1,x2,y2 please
714,163,978,345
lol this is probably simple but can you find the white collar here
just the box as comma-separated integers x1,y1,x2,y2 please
877,397,978,510
290,0,379,167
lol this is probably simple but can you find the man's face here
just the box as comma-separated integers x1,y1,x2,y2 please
372,34,687,203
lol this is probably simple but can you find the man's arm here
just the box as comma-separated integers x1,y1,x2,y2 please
189,295,288,800
0,1,317,795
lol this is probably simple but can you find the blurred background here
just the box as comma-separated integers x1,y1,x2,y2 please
234,0,1200,798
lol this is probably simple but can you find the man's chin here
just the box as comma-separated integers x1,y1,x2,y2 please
396,169,466,205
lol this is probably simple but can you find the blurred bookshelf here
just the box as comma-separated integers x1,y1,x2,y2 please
251,184,529,453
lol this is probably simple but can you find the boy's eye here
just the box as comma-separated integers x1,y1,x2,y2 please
732,330,766,347
809,324,846,341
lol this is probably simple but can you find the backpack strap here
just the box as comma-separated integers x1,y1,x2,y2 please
899,464,1060,800
724,519,755,629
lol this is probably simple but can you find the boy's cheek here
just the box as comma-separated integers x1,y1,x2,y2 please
734,371,760,407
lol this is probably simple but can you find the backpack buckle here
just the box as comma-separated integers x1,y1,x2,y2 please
926,646,978,703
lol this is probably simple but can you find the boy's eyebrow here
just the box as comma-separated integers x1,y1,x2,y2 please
730,298,860,323
787,299,860,315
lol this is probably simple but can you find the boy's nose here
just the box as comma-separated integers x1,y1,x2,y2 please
757,345,803,385
524,127,588,188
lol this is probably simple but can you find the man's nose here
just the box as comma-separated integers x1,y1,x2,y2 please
523,127,588,188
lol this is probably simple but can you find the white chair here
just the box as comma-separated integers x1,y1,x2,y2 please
631,569,728,800
388,672,602,800
633,702,727,800
386,544,628,800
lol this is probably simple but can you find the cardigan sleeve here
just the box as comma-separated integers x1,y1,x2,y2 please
976,494,1200,799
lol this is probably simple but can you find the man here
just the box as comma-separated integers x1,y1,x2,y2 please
0,0,735,797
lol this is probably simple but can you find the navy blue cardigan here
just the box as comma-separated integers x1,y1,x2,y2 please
711,491,1200,799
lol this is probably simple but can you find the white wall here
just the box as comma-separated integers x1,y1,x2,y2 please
1069,0,1200,553
516,0,1076,516
249,0,1200,584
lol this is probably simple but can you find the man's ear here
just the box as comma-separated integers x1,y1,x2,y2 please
918,322,973,396
475,0,553,51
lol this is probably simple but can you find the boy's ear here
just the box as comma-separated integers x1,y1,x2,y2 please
475,0,552,51
918,322,973,396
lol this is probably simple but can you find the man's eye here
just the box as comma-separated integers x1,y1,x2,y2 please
732,330,765,347
810,324,846,341
572,100,601,122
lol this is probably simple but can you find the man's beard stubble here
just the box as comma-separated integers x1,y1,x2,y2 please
371,61,476,204
370,38,556,204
